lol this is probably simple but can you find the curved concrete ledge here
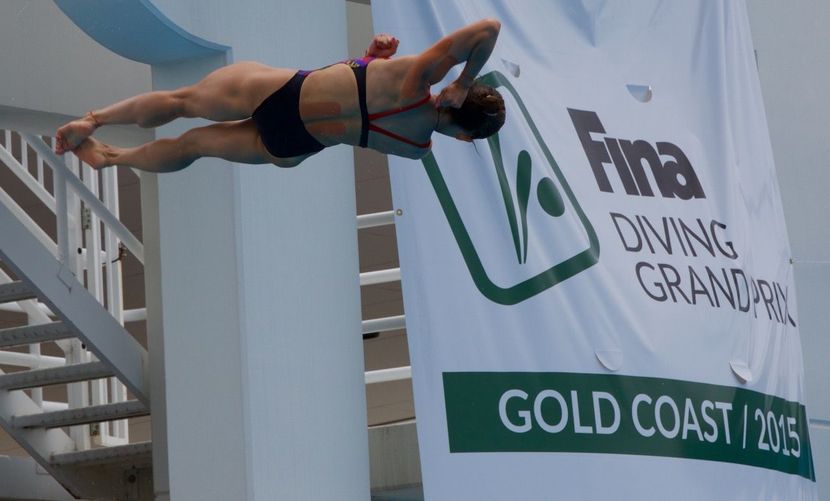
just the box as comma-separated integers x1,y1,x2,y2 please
53,0,229,64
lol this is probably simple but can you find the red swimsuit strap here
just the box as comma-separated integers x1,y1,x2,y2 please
367,94,432,121
368,124,432,149
366,94,433,149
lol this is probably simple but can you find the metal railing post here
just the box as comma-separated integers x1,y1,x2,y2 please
54,168,70,265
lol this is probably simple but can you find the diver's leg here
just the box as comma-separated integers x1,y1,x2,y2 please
56,62,294,153
180,61,295,121
73,119,281,173
56,88,198,154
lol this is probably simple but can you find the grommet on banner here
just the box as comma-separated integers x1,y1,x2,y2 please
501,58,520,77
395,208,403,216
730,360,753,384
626,84,653,103
595,349,623,372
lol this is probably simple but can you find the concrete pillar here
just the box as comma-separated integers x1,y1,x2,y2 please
150,62,368,500
139,171,170,500
143,3,370,500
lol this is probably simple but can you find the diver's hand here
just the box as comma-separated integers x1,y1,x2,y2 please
365,34,399,58
436,81,469,108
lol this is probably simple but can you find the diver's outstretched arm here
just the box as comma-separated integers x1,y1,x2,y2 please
414,18,501,107
365,33,399,58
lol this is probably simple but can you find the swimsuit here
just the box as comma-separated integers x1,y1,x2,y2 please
350,58,432,151
252,57,431,160
252,71,324,159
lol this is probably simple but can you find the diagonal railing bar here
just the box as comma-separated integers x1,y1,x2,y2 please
0,144,56,212
21,133,144,264
0,183,58,256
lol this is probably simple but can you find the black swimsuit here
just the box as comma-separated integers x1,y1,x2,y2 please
252,70,325,159
252,57,431,160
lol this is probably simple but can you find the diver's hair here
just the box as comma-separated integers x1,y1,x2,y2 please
447,82,506,139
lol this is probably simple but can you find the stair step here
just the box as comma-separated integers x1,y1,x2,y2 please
0,362,114,391
0,321,73,349
0,281,36,304
13,400,148,429
51,441,152,467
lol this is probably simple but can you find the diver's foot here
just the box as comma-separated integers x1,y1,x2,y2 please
55,113,99,154
73,137,112,170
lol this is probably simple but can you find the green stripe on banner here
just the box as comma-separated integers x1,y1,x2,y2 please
444,372,815,480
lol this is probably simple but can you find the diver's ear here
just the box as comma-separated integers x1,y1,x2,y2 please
455,133,474,143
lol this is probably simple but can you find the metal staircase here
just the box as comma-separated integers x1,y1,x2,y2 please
0,129,152,499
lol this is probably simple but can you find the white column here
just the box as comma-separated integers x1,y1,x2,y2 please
139,170,171,501
142,3,369,499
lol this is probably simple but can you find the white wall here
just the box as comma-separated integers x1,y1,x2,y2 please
0,0,151,144
747,1,830,496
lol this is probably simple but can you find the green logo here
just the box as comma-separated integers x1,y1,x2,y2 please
422,71,599,305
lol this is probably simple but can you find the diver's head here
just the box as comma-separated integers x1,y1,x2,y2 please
438,82,506,141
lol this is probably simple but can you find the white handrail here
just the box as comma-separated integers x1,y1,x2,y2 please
362,315,405,334
0,301,52,317
108,308,407,334
77,248,121,268
21,133,144,264
365,366,411,385
357,210,395,229
123,308,146,323
0,351,66,369
359,268,400,286
42,400,69,413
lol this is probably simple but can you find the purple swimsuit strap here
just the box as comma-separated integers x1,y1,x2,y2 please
298,56,380,76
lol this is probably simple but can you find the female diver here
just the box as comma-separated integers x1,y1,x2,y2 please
54,18,505,171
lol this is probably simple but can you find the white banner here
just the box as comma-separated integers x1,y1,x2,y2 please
373,1,816,499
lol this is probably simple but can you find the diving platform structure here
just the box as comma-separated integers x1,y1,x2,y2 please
0,0,417,499
0,1,828,500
